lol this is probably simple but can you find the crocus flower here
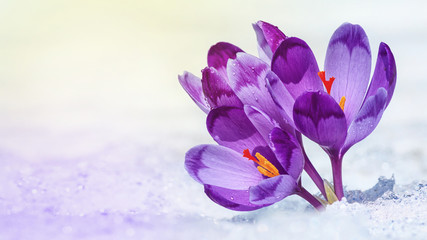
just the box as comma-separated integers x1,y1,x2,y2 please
179,21,329,202
185,106,323,210
223,38,329,199
267,23,397,199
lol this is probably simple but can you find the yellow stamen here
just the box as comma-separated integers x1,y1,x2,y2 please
257,166,277,178
243,149,280,178
339,96,346,111
255,153,280,177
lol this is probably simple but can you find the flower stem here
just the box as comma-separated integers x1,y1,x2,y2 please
297,187,325,211
331,157,344,200
303,152,327,199
295,132,327,200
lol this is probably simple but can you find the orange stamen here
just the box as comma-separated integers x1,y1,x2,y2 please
318,71,335,95
243,149,280,178
339,96,346,111
257,166,277,178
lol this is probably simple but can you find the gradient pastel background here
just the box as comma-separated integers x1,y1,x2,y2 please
0,0,426,239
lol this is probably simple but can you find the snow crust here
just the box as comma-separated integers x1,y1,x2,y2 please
0,108,426,240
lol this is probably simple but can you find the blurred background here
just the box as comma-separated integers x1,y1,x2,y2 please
0,0,426,238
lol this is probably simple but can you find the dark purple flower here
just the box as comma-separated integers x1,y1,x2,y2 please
185,107,322,210
268,23,397,199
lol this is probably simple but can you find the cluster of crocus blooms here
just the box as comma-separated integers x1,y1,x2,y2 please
179,21,397,211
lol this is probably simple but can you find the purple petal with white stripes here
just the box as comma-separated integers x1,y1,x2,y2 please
244,105,276,144
185,144,263,190
342,88,388,155
227,53,288,128
178,71,210,113
266,70,296,128
324,23,372,125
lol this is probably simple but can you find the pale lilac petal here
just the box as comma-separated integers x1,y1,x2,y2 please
249,175,297,205
227,53,288,128
178,71,210,113
293,91,347,147
204,185,269,211
253,20,287,63
266,70,296,128
271,37,323,99
207,107,285,174
324,23,372,125
201,67,242,108
244,105,276,144
270,128,304,180
364,42,397,107
207,42,243,80
342,88,388,155
185,144,263,190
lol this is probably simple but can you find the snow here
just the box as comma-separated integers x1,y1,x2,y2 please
1,0,427,239
0,108,425,240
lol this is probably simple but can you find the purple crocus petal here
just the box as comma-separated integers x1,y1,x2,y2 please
253,20,287,63
201,67,243,108
227,53,287,127
207,42,243,80
244,105,276,144
341,88,388,155
185,144,263,190
324,23,372,125
272,37,324,100
204,185,269,211
178,71,210,113
364,42,397,107
207,106,285,174
293,91,347,147
249,175,297,205
266,70,296,128
207,106,266,152
270,128,304,180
